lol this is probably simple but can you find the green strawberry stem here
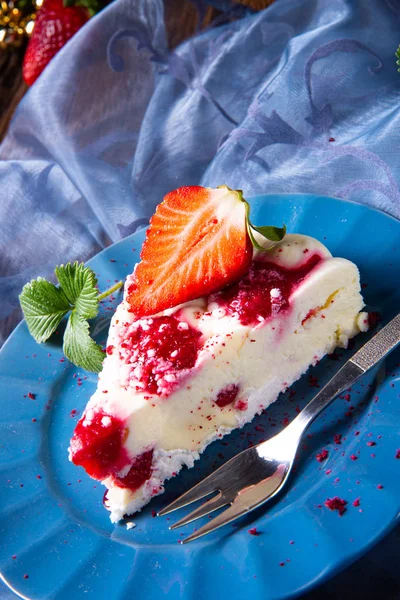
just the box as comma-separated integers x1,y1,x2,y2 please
98,280,123,301
218,185,286,251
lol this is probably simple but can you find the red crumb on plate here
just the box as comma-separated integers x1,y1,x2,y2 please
316,449,329,462
324,496,347,516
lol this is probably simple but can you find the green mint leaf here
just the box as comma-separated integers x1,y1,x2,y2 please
251,224,287,242
63,311,105,373
55,262,99,319
396,45,400,72
19,278,71,343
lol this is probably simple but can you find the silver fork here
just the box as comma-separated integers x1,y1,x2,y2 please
158,313,400,543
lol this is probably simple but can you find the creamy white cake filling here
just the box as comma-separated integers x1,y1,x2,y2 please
69,235,368,522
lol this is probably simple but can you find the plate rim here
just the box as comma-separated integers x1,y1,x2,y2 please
1,193,400,600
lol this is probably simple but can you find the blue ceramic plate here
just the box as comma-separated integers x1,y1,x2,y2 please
1,195,400,600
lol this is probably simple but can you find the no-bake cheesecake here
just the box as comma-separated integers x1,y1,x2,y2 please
69,186,367,522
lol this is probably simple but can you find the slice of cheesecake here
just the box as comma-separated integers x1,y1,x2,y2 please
69,188,367,522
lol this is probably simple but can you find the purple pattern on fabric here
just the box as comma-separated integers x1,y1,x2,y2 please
108,26,237,124
305,39,383,132
230,103,303,162
314,143,400,206
107,27,165,71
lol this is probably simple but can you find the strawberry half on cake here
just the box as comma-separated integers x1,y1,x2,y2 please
69,186,368,522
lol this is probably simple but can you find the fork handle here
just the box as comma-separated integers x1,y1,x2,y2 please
284,313,400,441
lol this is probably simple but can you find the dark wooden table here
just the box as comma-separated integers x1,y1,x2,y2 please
0,0,272,142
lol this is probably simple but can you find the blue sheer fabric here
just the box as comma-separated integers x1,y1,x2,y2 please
2,0,400,345
1,0,400,597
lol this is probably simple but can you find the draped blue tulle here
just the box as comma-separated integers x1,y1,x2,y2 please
1,2,400,594
1,0,400,344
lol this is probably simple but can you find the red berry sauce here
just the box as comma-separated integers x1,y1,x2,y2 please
113,450,154,491
215,384,239,408
71,412,154,491
210,254,322,326
70,411,130,480
119,315,202,396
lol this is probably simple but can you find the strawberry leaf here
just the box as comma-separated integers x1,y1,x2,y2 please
63,311,105,373
251,223,287,242
19,278,71,343
55,262,99,319
242,198,286,251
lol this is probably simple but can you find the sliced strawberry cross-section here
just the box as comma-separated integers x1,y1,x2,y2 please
127,186,253,317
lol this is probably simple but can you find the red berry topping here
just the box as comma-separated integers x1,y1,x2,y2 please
210,254,322,326
113,450,154,492
215,384,240,408
119,315,202,396
70,411,129,480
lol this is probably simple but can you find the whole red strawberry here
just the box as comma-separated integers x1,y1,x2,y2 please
22,0,89,86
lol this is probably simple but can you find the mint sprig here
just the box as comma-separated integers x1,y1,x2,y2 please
19,278,71,343
64,311,106,373
55,262,99,319
396,45,400,72
19,262,123,373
